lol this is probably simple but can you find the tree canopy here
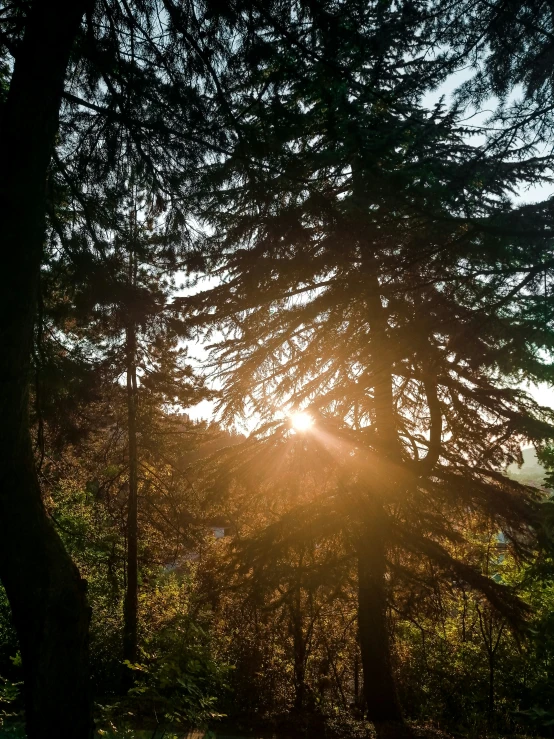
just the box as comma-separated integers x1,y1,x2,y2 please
2,2,554,738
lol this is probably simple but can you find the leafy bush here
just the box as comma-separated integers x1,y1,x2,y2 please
0,674,21,730
124,617,229,729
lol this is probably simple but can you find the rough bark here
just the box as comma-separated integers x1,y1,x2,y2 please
0,1,94,736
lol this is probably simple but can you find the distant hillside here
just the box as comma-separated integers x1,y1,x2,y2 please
506,447,548,488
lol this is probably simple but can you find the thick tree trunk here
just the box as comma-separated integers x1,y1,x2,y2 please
354,185,412,736
0,1,94,736
123,317,139,668
357,517,411,739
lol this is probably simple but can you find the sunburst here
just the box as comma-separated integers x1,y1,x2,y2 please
290,412,313,432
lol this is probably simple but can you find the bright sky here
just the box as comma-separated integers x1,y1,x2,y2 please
528,383,554,410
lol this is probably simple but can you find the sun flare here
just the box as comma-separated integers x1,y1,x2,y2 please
290,412,313,432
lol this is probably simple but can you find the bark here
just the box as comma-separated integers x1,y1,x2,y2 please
353,654,360,707
476,604,504,729
357,517,411,739
290,591,306,711
488,656,495,726
123,317,139,669
354,168,413,736
0,1,94,736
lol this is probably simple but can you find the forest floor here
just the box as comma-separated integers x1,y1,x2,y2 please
0,719,541,738
0,729,542,739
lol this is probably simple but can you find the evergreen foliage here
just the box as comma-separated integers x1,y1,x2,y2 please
178,3,554,734
3,1,554,738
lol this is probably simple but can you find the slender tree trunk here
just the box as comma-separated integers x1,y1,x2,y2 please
477,604,503,731
488,652,495,727
353,653,360,707
123,317,139,669
0,1,94,736
290,590,306,712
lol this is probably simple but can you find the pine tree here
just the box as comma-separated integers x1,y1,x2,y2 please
0,0,240,730
44,171,211,676
182,2,554,736
432,0,554,206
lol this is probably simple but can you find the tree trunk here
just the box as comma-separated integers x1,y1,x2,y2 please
290,591,306,712
488,653,495,728
0,1,94,736
354,181,412,736
123,318,139,670
353,653,360,707
476,604,503,731
357,517,411,739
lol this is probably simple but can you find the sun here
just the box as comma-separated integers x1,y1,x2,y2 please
290,412,313,432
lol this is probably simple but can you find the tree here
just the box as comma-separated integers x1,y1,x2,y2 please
182,2,554,736
0,1,95,735
196,428,359,726
0,0,238,730
43,174,212,675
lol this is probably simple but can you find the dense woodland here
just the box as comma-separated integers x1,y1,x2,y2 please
6,2,554,738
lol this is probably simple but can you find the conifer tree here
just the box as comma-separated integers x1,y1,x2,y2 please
44,168,211,675
0,0,239,730
183,3,554,736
